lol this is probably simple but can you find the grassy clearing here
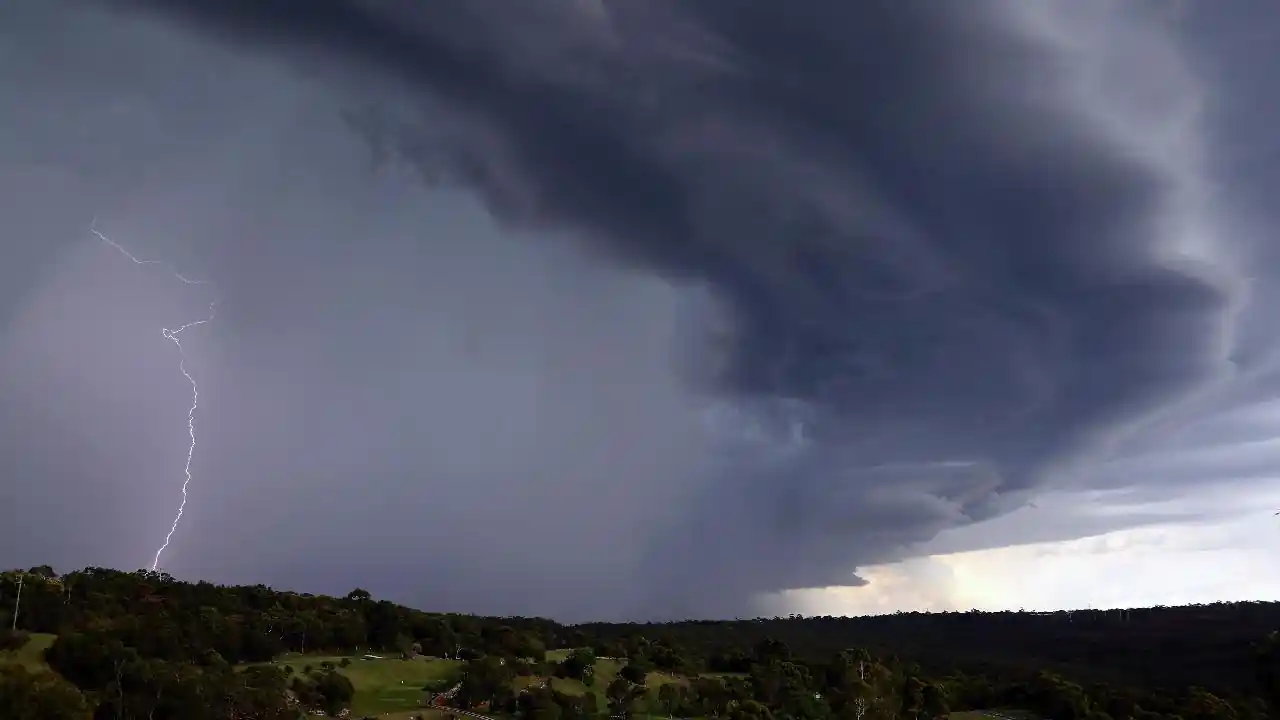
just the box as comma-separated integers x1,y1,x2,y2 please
645,672,687,689
250,653,462,717
341,656,461,716
589,658,622,709
377,709,459,720
0,632,56,671
513,675,547,692
594,658,623,677
548,676,590,695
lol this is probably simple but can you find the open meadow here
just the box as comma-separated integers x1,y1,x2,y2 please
251,652,463,717
0,632,55,671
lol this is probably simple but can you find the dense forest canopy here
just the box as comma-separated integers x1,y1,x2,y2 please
0,566,1276,720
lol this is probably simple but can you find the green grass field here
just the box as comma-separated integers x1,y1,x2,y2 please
258,653,463,717
337,656,461,716
373,709,463,720
0,632,56,671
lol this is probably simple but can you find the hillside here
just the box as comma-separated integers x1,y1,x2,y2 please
0,566,1276,719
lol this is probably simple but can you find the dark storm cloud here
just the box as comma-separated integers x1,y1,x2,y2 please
18,0,1263,617
103,0,1235,436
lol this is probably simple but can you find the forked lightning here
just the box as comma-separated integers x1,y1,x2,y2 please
90,220,216,571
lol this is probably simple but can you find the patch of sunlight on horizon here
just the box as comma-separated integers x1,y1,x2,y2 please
771,512,1280,617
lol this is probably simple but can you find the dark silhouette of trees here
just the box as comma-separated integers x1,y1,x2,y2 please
0,566,1276,718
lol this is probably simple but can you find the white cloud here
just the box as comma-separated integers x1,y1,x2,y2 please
781,505,1280,616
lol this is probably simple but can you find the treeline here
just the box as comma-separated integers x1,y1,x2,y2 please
580,605,1280,699
483,642,1268,720
0,566,1276,719
1,567,558,665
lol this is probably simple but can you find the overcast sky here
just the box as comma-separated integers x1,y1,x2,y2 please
1,0,1278,621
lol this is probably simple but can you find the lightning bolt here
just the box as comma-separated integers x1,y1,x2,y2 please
89,219,216,571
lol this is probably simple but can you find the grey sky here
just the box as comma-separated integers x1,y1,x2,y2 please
1,0,1278,620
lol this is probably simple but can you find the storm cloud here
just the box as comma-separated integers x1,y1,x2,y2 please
1,0,1276,619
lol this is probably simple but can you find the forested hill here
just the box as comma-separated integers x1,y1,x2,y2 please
580,603,1280,695
1,566,1277,719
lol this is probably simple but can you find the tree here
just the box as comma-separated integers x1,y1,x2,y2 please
561,648,596,681
227,665,297,720
313,668,356,716
659,682,680,719
900,677,925,720
619,662,648,685
920,683,949,720
728,699,775,720
1184,687,1238,720
690,676,732,718
0,629,29,652
518,687,563,720
607,676,635,719
395,633,415,658
1254,631,1280,713
0,665,92,719
754,639,792,665
457,656,514,709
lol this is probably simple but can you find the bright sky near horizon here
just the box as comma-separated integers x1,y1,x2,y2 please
785,511,1280,617
794,476,1280,615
